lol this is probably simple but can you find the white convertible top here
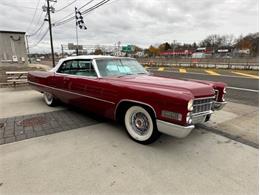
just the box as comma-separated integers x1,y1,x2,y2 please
50,55,134,72
64,55,133,60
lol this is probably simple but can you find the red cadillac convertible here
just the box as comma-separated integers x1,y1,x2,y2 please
28,55,227,144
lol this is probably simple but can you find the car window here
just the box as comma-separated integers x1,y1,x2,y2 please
58,60,97,77
58,61,73,74
96,59,147,77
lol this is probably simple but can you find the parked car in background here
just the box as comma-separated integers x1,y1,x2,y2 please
28,55,227,144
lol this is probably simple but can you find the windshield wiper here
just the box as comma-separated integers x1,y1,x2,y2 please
137,72,148,75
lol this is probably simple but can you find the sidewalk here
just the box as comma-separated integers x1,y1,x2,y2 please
0,123,258,195
0,87,258,194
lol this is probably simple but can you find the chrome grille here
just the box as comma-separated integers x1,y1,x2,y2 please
214,90,219,101
192,97,215,115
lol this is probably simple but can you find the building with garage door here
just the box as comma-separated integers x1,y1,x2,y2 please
0,30,28,65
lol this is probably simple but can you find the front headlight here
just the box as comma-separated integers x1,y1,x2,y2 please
186,112,192,124
222,88,226,101
187,99,193,111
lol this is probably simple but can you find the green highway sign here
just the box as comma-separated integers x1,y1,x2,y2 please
122,45,134,52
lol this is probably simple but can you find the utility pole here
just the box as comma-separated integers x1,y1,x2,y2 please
61,44,64,58
43,0,56,67
75,7,79,56
172,40,176,58
25,35,31,63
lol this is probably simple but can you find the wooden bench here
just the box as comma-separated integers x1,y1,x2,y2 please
6,71,28,87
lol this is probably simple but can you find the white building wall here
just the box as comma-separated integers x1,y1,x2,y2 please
0,31,28,65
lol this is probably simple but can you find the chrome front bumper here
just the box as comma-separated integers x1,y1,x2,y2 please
214,101,227,110
157,120,194,138
157,101,227,138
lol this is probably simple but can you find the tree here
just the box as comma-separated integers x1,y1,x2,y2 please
94,48,103,55
133,45,143,53
158,42,172,51
148,45,160,56
234,33,259,56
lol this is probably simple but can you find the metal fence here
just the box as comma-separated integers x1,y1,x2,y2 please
137,57,259,70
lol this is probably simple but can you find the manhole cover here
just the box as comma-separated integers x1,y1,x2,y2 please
18,116,47,127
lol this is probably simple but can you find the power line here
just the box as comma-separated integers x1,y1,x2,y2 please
53,0,95,24
78,0,95,10
81,0,111,15
26,0,42,33
54,0,111,27
55,0,77,13
28,13,47,36
0,2,42,10
29,28,49,48
29,23,47,46
34,11,45,28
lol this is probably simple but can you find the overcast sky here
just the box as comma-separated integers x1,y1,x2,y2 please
0,0,258,53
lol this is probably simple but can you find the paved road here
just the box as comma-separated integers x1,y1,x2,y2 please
150,69,259,106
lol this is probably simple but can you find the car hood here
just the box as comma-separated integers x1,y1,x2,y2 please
108,75,215,98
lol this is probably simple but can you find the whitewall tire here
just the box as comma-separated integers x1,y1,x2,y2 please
124,106,160,144
43,92,57,107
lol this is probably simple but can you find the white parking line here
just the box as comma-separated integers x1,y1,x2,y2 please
227,86,259,93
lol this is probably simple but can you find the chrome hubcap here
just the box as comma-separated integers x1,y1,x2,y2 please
45,93,52,102
131,112,150,135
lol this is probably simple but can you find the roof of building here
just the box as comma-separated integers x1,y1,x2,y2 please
0,30,26,34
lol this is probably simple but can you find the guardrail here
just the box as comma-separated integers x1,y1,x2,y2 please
140,62,259,70
137,58,259,70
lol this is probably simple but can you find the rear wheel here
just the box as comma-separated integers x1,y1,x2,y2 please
43,92,57,107
124,105,160,144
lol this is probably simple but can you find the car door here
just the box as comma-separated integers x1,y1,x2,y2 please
51,60,76,103
64,59,115,115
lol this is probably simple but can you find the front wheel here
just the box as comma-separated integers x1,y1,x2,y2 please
124,106,160,144
43,92,57,107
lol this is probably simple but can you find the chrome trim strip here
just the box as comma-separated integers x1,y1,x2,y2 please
194,96,215,100
157,119,194,138
54,59,101,78
214,90,219,101
92,59,102,78
28,81,115,105
114,99,157,120
55,72,98,79
193,102,214,106
192,110,213,117
213,101,227,110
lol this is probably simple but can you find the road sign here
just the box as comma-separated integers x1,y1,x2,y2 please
122,45,134,52
68,43,83,50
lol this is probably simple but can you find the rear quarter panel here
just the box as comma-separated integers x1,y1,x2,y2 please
28,71,54,94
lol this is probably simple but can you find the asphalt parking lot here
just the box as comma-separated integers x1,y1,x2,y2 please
0,87,258,194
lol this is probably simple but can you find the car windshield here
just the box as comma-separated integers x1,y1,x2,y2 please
95,59,148,77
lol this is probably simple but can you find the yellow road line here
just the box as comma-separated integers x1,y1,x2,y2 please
232,71,259,79
179,68,186,73
158,67,164,71
205,70,220,76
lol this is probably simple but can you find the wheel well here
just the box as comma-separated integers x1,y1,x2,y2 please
115,101,156,124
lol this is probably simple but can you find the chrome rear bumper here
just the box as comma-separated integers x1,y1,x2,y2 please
157,120,194,138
